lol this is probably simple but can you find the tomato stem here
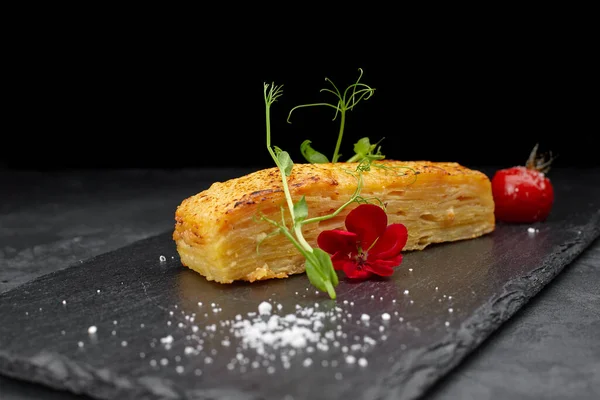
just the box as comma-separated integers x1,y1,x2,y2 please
525,143,554,173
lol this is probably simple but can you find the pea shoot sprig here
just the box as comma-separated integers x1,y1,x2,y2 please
262,83,381,300
288,68,382,164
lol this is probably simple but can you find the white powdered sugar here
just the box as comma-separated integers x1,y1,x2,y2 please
212,300,385,374
231,306,323,356
160,335,174,344
141,294,419,377
258,301,273,315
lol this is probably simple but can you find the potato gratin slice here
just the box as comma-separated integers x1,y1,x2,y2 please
173,160,495,284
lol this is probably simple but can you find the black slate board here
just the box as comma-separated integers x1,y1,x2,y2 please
1,171,599,400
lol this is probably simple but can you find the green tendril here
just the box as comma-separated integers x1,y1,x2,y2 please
263,82,339,299
372,163,419,186
260,75,418,301
287,68,377,163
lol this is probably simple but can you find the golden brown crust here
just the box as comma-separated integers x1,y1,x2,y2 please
174,160,483,237
173,160,495,284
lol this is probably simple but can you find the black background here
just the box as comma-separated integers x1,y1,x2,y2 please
2,17,596,171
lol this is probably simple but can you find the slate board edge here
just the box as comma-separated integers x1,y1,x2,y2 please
391,214,600,400
0,217,599,400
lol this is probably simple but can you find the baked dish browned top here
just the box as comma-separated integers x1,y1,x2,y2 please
173,160,495,283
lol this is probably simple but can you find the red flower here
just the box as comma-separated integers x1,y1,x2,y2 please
317,204,408,279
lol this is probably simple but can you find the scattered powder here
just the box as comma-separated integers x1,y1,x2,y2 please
160,335,174,344
258,301,273,315
141,297,422,376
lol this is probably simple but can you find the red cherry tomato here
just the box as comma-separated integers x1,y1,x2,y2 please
491,144,555,223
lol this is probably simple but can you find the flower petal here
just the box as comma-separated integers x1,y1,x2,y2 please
364,261,395,277
370,255,403,269
369,223,408,260
338,260,372,280
317,230,358,255
330,252,352,270
345,204,388,250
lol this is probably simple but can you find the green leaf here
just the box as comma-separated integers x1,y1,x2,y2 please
353,137,373,157
293,196,308,222
305,258,328,293
300,140,330,164
312,248,339,286
275,148,293,176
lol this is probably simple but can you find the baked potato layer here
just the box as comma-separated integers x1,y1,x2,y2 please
173,160,495,283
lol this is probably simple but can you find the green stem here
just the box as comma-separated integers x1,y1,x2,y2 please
262,214,314,261
324,280,336,299
294,225,312,252
278,167,297,225
265,86,297,236
265,96,276,160
264,83,337,299
346,153,361,163
332,110,346,163
301,170,363,226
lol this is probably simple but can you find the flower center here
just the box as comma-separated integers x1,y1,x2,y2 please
353,248,368,270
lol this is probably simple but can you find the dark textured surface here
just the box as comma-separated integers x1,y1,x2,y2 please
0,168,599,400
